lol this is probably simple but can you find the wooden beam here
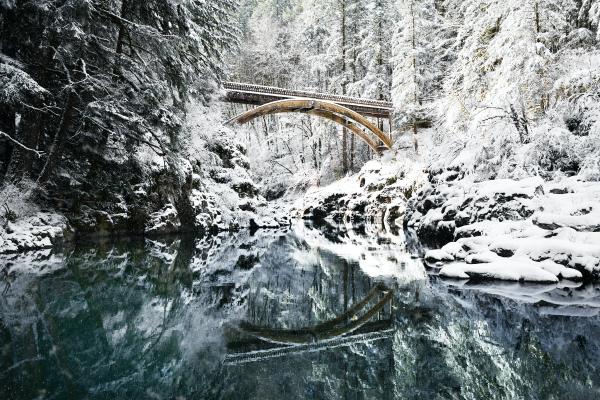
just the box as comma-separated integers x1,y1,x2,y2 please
228,99,393,149
307,110,381,153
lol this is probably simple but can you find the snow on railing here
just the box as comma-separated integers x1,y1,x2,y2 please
223,81,393,110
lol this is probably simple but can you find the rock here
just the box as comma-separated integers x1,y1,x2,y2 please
454,211,471,227
0,212,70,254
145,204,180,235
424,249,455,263
232,180,259,198
489,241,516,257
533,212,600,232
235,254,260,270
439,258,560,283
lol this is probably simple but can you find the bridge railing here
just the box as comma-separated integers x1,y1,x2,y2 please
223,81,394,110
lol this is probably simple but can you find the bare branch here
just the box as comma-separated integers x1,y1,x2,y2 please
267,159,294,175
0,130,45,158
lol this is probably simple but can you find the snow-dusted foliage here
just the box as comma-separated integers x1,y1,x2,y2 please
0,63,49,108
397,0,600,181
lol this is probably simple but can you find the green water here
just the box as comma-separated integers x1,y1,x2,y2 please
1,224,599,399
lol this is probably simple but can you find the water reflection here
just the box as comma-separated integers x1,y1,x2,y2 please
1,224,600,399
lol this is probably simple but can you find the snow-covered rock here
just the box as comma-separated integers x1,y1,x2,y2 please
414,172,600,282
294,155,426,230
424,249,454,263
0,212,70,254
439,258,560,283
438,257,583,283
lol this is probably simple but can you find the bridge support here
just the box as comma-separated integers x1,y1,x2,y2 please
227,99,393,151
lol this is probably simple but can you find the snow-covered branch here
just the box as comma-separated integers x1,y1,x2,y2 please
0,130,45,158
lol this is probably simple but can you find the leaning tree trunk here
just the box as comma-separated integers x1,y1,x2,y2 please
37,88,76,184
6,110,42,181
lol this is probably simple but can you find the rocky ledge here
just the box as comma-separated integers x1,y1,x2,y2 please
408,167,600,282
0,212,70,253
295,157,424,230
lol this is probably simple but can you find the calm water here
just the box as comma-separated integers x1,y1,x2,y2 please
1,223,600,400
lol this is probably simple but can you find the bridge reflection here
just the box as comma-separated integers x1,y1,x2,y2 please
225,283,396,364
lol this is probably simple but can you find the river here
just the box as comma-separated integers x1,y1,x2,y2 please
1,223,600,399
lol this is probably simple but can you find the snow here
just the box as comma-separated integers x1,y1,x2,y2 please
145,204,180,235
0,212,68,254
417,174,600,282
0,63,49,107
293,222,427,282
439,257,561,283
533,211,600,231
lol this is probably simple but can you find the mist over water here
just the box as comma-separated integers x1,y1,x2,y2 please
1,224,600,399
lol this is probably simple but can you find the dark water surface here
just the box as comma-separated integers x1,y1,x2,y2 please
1,224,600,399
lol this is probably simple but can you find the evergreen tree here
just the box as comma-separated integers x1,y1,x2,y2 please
392,0,446,146
0,0,239,226
353,0,394,101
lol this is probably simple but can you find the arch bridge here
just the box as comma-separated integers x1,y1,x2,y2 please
223,82,394,153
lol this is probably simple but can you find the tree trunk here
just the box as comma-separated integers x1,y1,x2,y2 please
412,122,419,152
0,108,16,183
410,0,419,151
6,111,41,180
113,0,130,77
350,13,358,172
37,89,76,184
534,2,540,33
340,0,348,174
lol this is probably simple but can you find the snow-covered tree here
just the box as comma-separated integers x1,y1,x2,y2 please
352,0,394,101
392,0,449,144
0,0,239,226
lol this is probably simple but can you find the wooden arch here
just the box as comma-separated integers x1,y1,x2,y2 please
234,284,393,345
228,99,393,151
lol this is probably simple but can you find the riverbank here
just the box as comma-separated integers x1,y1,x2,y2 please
411,170,600,283
0,201,291,254
0,120,292,254
296,134,600,284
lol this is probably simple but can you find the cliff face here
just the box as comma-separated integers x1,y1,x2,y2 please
0,104,291,254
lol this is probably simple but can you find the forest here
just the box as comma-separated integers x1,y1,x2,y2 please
1,1,599,242
1,1,600,398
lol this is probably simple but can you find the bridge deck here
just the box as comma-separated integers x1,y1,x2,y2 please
225,327,395,365
223,81,393,118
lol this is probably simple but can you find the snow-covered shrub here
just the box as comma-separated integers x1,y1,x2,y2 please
525,127,582,175
0,180,39,225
